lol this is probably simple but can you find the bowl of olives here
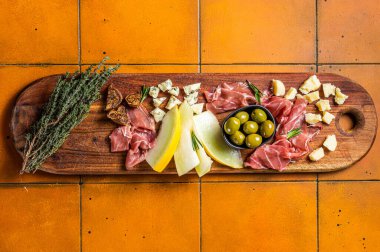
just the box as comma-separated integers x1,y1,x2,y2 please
222,105,276,150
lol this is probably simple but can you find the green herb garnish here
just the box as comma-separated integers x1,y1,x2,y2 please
191,131,203,151
287,128,302,139
140,85,150,103
246,80,262,104
21,57,119,174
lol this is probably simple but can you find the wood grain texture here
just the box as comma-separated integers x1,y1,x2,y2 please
11,73,377,174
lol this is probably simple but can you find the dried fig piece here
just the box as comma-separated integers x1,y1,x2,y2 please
125,93,141,108
105,84,123,111
107,105,129,125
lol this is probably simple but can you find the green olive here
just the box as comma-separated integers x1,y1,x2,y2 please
243,121,258,134
230,131,245,146
235,111,249,124
245,134,263,149
251,109,267,123
260,120,275,138
224,117,241,135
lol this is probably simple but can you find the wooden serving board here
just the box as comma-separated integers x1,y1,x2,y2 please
11,73,377,175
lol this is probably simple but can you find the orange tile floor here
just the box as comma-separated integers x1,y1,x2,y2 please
0,0,379,251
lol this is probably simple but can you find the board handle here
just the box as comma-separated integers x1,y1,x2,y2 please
335,107,365,136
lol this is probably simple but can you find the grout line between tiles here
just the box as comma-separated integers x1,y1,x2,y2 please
198,0,202,74
316,174,319,252
80,176,83,252
78,0,81,67
199,178,202,252
315,0,319,73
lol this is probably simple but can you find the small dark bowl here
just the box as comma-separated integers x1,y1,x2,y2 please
222,105,277,150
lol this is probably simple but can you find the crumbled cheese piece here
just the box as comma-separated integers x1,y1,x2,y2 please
153,97,167,107
165,95,182,110
305,113,322,124
149,86,160,98
158,79,173,92
299,75,321,94
296,94,305,100
309,147,325,161
184,92,198,106
315,99,331,112
272,79,286,96
168,87,180,96
183,83,201,95
322,111,335,125
304,91,320,103
150,107,166,122
322,83,336,98
284,87,297,100
323,135,337,151
335,88,349,105
191,103,204,115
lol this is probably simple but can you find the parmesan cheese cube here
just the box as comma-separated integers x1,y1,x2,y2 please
153,97,167,107
149,86,160,98
322,83,336,98
191,103,204,115
183,83,201,95
158,79,173,92
165,95,182,110
309,147,325,161
335,88,349,105
305,113,322,125
323,134,337,152
150,107,166,122
304,91,320,103
299,75,321,94
322,111,335,124
168,87,180,96
272,79,286,96
184,92,198,106
284,87,297,100
315,99,331,112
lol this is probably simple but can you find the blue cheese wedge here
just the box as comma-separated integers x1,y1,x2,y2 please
322,83,336,98
149,86,160,98
285,87,297,100
322,111,335,125
168,87,180,96
184,92,198,106
183,83,201,95
165,95,182,110
305,113,322,124
153,97,167,107
335,88,349,105
299,75,321,94
150,107,166,122
158,79,173,92
309,147,325,161
191,103,204,115
323,134,337,151
315,99,331,112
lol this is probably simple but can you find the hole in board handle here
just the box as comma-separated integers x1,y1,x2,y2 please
336,108,365,136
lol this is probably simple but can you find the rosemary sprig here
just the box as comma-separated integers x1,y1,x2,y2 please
246,80,262,104
191,131,203,151
140,85,150,103
21,57,119,174
287,128,302,139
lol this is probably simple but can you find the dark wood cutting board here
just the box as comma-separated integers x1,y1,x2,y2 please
10,73,377,174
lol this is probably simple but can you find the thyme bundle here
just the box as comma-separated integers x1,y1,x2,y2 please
21,57,119,173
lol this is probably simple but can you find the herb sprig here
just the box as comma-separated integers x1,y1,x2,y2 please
21,57,119,173
287,128,302,139
191,131,203,151
140,85,150,103
246,80,262,104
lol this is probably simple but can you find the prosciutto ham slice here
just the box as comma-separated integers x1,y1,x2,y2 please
205,82,256,114
109,106,156,170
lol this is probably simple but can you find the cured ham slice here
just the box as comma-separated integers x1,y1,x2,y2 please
205,82,256,114
127,106,155,131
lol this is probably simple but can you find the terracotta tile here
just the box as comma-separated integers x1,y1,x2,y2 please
202,64,317,181
201,0,315,64
0,0,78,64
81,0,198,64
318,0,380,63
319,182,380,251
83,64,198,183
82,183,200,252
0,185,80,251
202,182,317,251
0,66,80,183
319,65,380,180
